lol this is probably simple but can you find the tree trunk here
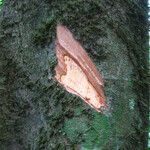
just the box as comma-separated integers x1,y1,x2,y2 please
0,0,149,150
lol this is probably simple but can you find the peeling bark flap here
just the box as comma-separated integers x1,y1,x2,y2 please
55,25,107,112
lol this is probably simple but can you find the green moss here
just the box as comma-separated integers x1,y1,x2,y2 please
62,109,110,149
0,0,4,9
82,112,110,149
63,117,88,143
74,106,84,116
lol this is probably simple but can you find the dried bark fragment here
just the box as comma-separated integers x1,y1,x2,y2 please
55,25,107,112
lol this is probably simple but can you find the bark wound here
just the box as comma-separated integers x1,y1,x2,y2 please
55,25,107,112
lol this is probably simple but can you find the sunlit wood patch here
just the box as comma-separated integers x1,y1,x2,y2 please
54,25,107,112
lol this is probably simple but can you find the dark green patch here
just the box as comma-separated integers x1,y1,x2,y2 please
0,0,4,10
63,117,88,143
82,112,110,149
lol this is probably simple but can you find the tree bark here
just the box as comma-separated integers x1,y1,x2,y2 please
0,0,149,150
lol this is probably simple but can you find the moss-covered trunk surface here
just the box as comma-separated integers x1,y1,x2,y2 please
0,0,149,150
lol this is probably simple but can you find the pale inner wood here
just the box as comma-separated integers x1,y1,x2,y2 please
60,56,102,109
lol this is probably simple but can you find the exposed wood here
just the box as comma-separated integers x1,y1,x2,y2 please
55,25,106,112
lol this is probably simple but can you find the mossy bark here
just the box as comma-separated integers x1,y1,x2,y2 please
0,0,149,150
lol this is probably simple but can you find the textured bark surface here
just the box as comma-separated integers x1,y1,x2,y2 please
0,0,149,150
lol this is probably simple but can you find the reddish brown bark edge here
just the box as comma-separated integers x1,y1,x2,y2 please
54,25,107,112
